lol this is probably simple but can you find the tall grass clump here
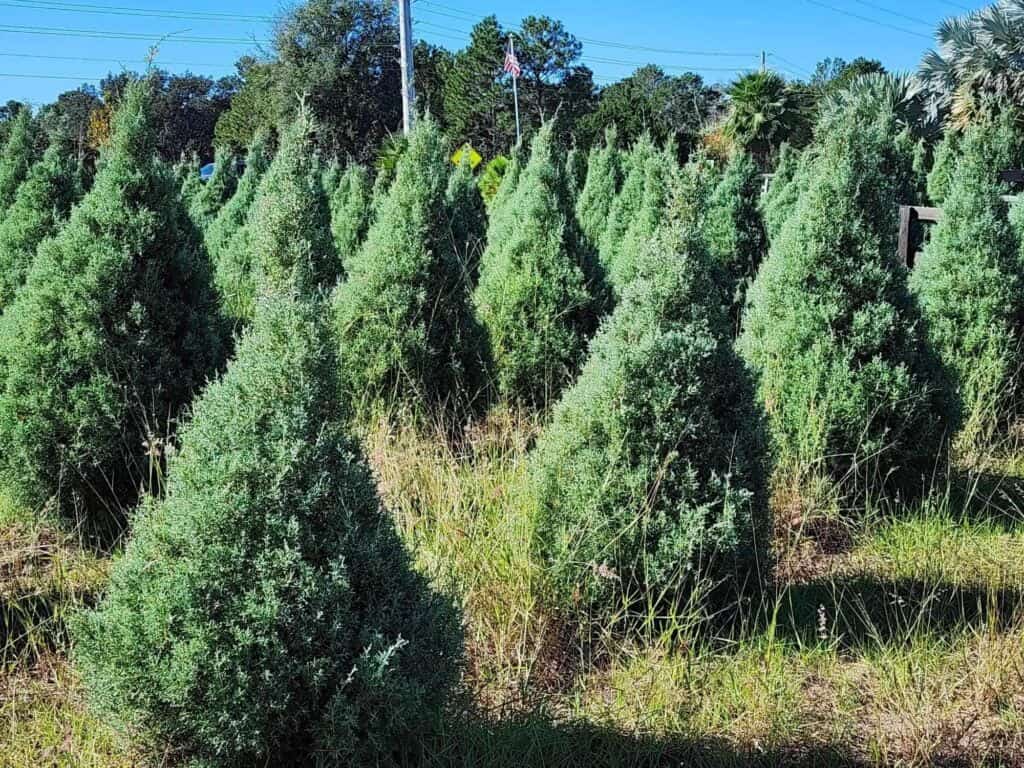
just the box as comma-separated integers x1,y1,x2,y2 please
0,108,36,213
446,153,487,279
73,294,462,767
333,117,482,416
705,150,768,326
474,122,600,406
575,127,621,251
598,133,658,276
911,111,1024,454
0,139,83,311
531,179,768,619
329,163,371,272
217,111,337,323
204,132,271,264
0,81,226,536
739,99,956,500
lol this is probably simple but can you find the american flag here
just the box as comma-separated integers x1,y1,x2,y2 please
504,39,521,78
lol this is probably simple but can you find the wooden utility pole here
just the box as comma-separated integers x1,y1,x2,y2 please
761,50,767,72
398,0,416,134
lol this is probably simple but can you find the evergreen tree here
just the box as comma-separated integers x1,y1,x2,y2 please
739,102,955,498
189,147,238,231
759,143,811,243
598,133,658,275
205,132,271,263
0,81,226,534
178,152,203,211
446,153,487,280
575,126,621,251
74,294,462,767
329,163,371,272
0,140,83,311
321,157,341,199
927,131,960,206
609,144,676,294
216,112,337,323
474,122,598,405
705,151,768,327
333,117,482,414
912,112,1024,451
0,108,36,213
532,184,767,615
564,146,586,198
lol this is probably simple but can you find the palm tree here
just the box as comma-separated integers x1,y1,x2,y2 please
723,71,812,165
919,0,1024,127
822,72,941,141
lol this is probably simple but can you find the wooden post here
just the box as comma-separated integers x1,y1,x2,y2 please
898,205,913,268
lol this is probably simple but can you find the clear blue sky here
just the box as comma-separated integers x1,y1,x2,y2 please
0,0,989,106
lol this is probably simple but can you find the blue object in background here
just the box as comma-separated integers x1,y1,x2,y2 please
200,163,216,182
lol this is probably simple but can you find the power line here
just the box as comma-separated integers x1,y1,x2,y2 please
0,23,271,44
802,0,933,39
768,53,814,78
416,0,757,57
0,71,104,80
847,0,933,27
2,0,274,23
0,50,235,69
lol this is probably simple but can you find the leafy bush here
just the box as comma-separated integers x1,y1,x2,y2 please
0,81,226,535
912,112,1024,451
0,108,36,213
609,144,676,294
532,183,768,615
333,117,482,414
446,153,486,279
478,154,510,206
73,294,462,767
474,122,600,406
704,151,768,326
0,141,83,311
575,127,621,252
739,102,955,498
216,112,337,322
598,133,658,275
204,132,271,263
329,163,371,272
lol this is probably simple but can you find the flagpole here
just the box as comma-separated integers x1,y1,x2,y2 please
510,35,521,145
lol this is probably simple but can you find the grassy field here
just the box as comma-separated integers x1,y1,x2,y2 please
3,406,1024,767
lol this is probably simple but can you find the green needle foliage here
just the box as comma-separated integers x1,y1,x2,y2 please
474,122,600,406
329,163,371,271
333,117,482,415
760,143,814,244
705,150,768,327
531,182,768,617
926,130,960,206
575,126,621,252
911,112,1024,453
73,294,462,767
0,108,36,213
599,133,659,277
321,157,341,198
0,140,83,311
610,144,676,294
739,101,955,499
205,132,271,264
189,147,239,231
216,112,337,323
446,153,487,280
0,81,226,536
178,153,203,211
564,146,587,199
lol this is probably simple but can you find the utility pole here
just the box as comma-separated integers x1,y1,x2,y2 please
761,50,767,73
398,0,416,134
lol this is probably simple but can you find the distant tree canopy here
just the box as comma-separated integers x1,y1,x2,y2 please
578,66,723,158
92,70,238,162
810,57,886,95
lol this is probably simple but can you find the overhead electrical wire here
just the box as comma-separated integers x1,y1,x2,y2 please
1,0,274,23
802,0,933,40
0,23,271,44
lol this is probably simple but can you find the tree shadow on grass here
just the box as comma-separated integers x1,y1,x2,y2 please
420,712,869,768
769,575,1024,650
